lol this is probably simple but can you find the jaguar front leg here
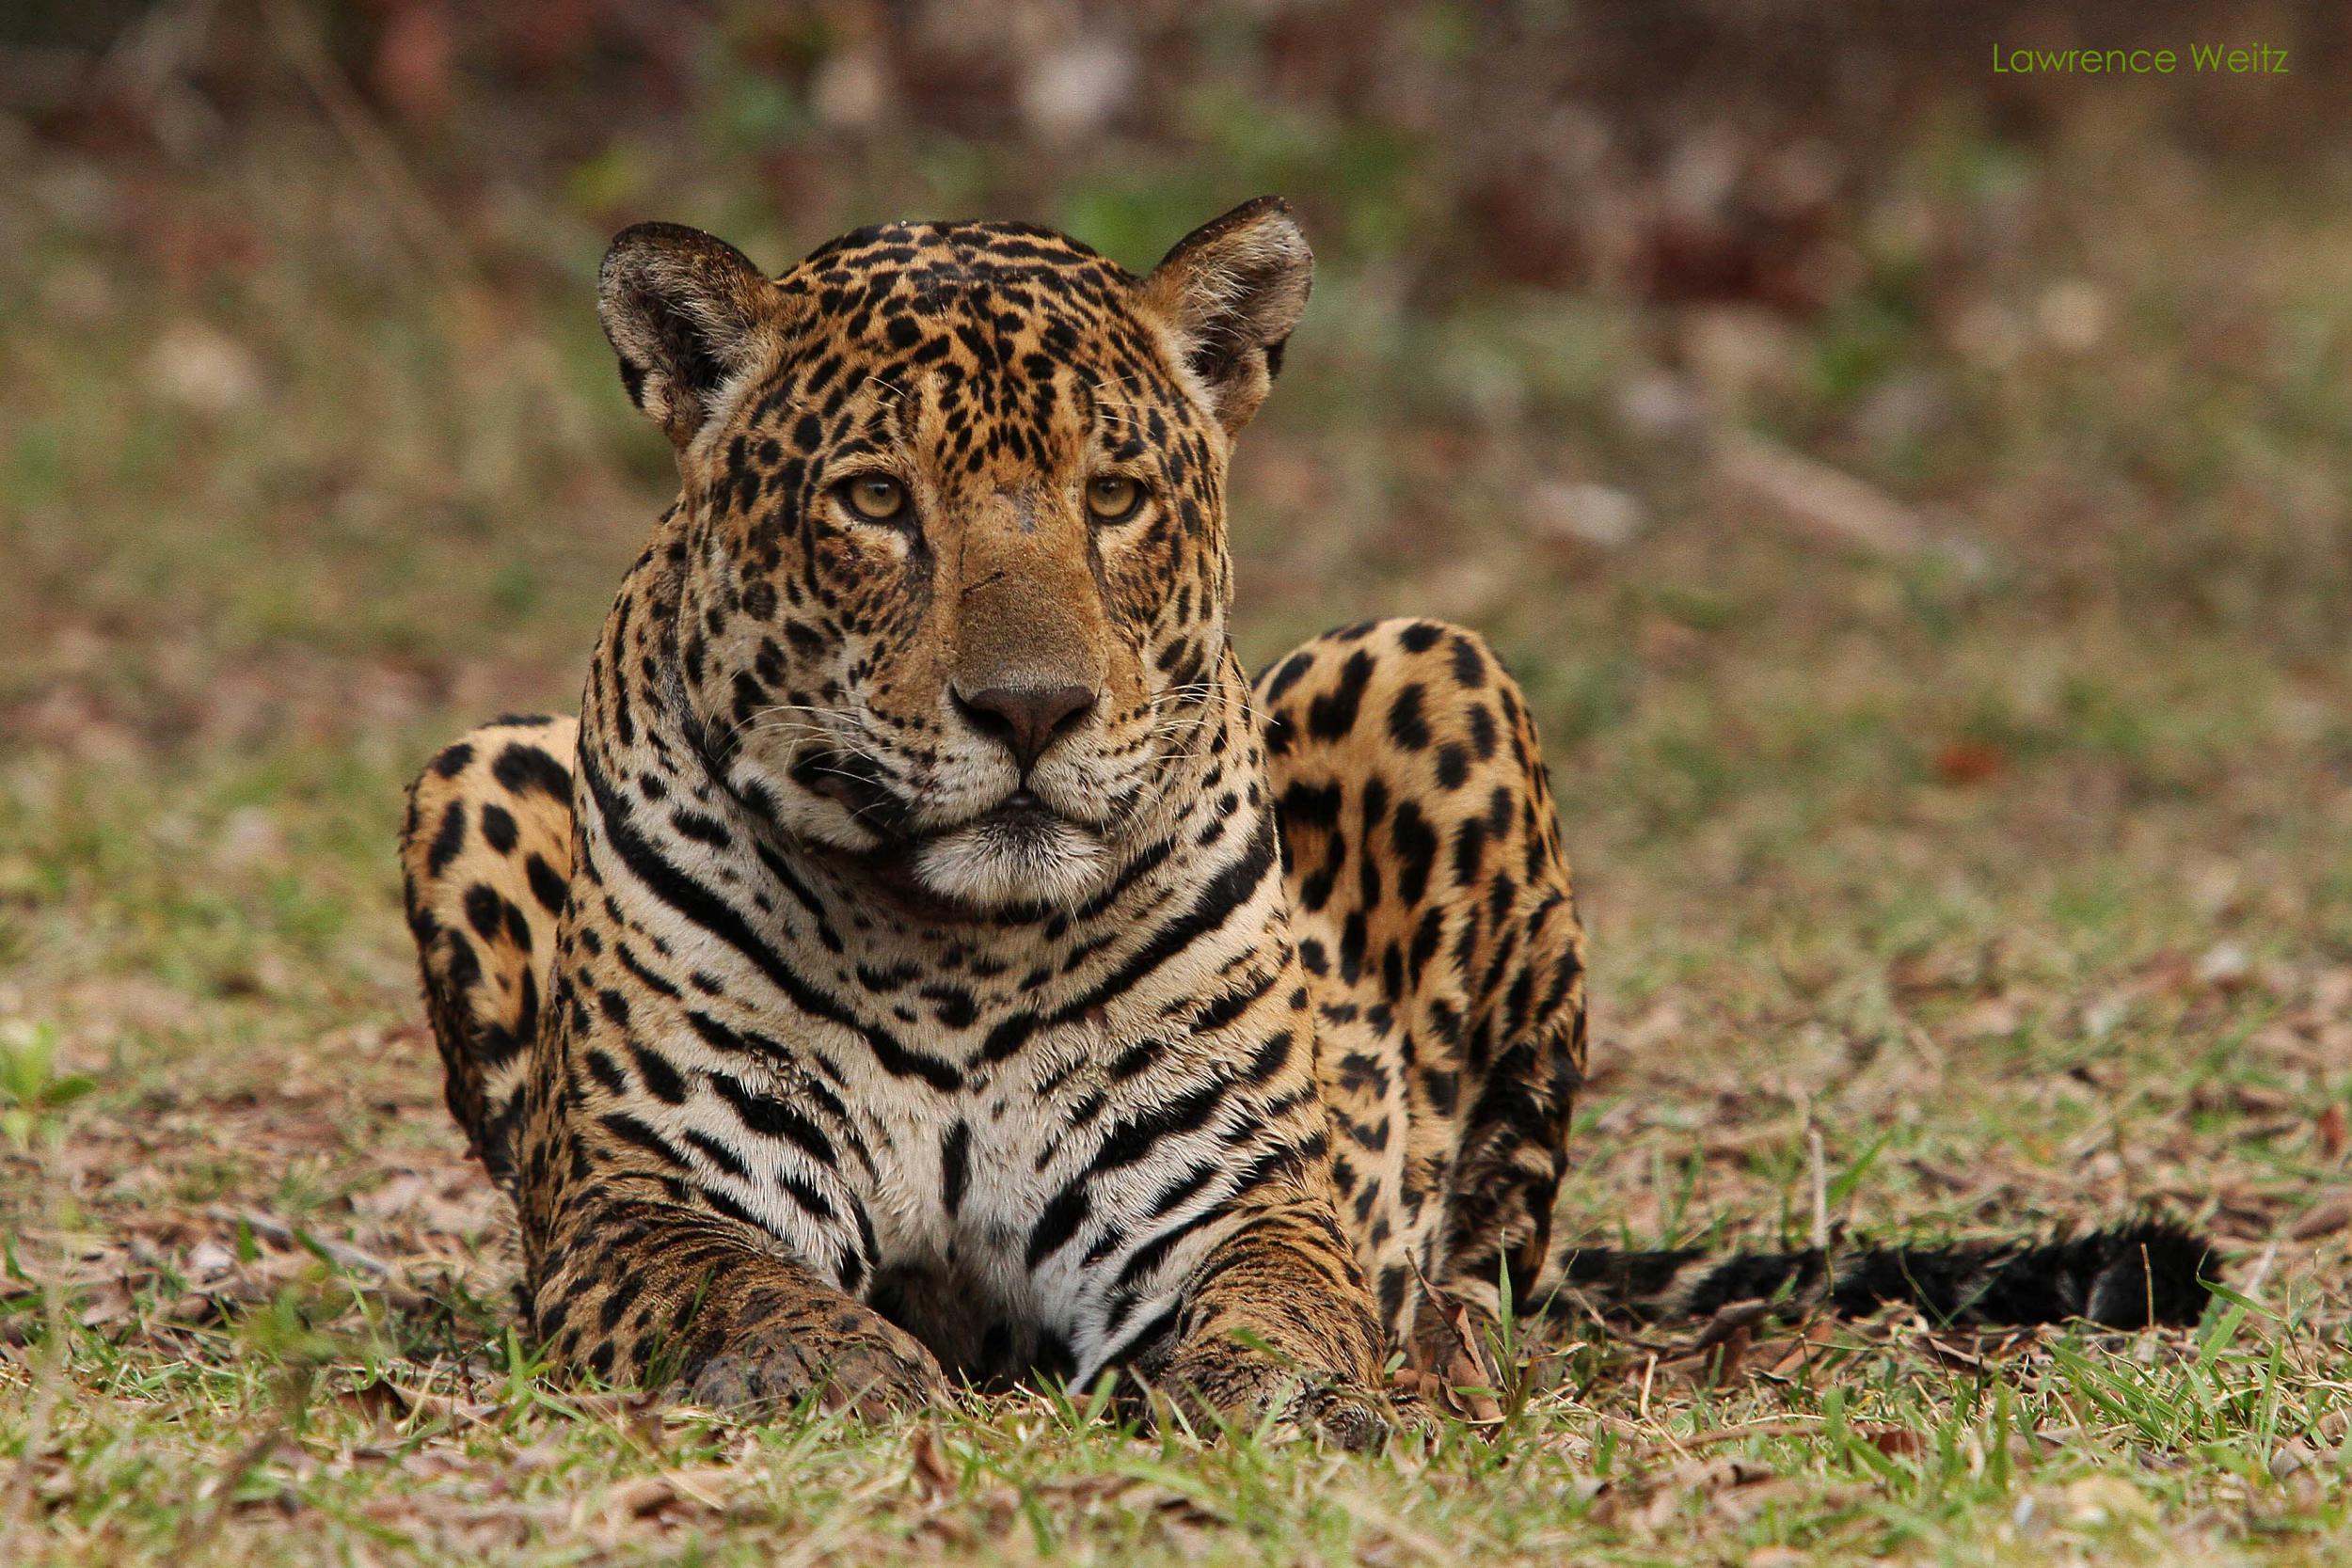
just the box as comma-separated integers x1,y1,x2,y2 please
1154,1185,1394,1449
530,1196,948,1419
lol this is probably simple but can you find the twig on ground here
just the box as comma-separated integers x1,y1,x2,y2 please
204,1206,390,1279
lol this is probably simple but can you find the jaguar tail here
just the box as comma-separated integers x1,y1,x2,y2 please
1536,1219,2215,1329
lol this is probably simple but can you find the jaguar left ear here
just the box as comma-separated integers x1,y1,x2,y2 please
597,222,785,450
1143,196,1312,436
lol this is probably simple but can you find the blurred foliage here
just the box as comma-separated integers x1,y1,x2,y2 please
8,0,2352,307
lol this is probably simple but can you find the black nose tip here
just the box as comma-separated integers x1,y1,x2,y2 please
953,683,1097,771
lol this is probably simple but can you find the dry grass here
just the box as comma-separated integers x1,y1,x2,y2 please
5,103,2352,1565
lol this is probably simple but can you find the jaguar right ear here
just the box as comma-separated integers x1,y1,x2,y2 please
597,222,784,450
1142,196,1313,436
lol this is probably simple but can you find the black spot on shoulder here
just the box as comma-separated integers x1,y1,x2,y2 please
493,743,574,803
1450,635,1488,689
1468,704,1499,759
1451,817,1487,887
427,800,468,876
463,883,502,941
1307,650,1375,741
525,852,569,914
1391,801,1438,905
1387,684,1431,751
1261,651,1315,705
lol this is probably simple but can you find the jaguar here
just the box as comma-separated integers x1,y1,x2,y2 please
400,198,2209,1445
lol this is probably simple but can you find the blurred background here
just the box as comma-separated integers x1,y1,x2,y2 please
5,1,2351,1251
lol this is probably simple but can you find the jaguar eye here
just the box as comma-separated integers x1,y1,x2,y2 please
837,474,909,523
1086,474,1144,523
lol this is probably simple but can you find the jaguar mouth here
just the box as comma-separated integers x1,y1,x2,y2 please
979,788,1052,825
933,783,1110,840
766,742,1115,911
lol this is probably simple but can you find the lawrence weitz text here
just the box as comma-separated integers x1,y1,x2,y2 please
1993,44,2288,75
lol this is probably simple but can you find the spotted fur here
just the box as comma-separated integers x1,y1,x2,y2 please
400,201,2209,1446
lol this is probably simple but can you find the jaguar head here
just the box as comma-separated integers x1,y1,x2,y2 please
597,199,1310,911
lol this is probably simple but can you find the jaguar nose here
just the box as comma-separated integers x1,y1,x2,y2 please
952,682,1098,771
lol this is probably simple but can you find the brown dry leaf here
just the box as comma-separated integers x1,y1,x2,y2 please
1667,1457,1774,1494
333,1378,413,1426
359,1493,550,1547
372,1380,499,1429
1628,1457,1776,1529
398,1449,473,1481
1149,1488,1222,1531
1950,994,2024,1039
349,1170,502,1239
910,1423,956,1502
608,1476,685,1522
1391,1367,1437,1402
1432,1306,1505,1425
1864,1426,1929,1458
184,1238,238,1283
1402,1274,1505,1426
1759,1317,1846,1379
605,1467,737,1524
1689,1298,1774,1351
74,1277,134,1329
2196,942,2253,993
2317,1102,2347,1162
1914,1334,1990,1374
2269,1440,2316,1480
1656,1297,1772,1388
1636,615,1705,668
166,1291,222,1324
504,1441,565,1477
2228,1084,2296,1116
205,1206,390,1277
562,1387,669,1449
2288,1195,2351,1241
348,1172,435,1220
1934,741,2008,786
1657,1325,1754,1389
1708,1475,1829,1526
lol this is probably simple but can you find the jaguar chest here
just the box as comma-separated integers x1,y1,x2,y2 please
601,973,1261,1382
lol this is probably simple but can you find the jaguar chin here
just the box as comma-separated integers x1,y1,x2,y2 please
909,797,1113,911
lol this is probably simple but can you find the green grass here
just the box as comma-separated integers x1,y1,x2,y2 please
6,103,2352,1565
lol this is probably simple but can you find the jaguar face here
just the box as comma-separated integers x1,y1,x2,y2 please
597,200,1311,911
